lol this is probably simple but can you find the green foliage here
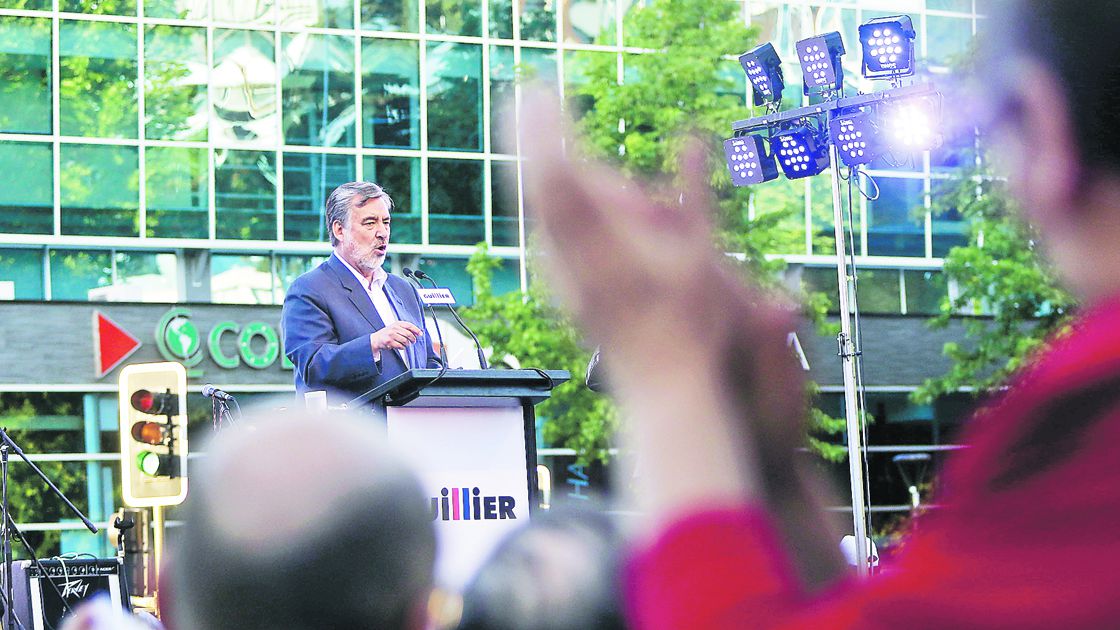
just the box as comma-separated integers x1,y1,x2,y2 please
0,394,90,559
913,169,1075,404
463,246,617,463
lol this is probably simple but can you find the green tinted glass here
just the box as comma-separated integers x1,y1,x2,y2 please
60,144,139,236
146,146,209,239
282,34,355,147
215,150,277,240
491,160,518,247
0,142,52,235
426,42,482,152
362,38,419,148
364,155,419,244
283,152,356,241
0,249,44,300
428,158,483,245
0,17,51,135
145,25,207,141
60,20,138,139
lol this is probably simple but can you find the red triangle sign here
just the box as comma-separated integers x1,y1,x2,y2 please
93,311,142,378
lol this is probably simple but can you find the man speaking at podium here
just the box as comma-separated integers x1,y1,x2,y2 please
282,181,442,408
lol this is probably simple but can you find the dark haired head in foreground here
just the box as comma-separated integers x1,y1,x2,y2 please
170,413,435,630
457,510,626,630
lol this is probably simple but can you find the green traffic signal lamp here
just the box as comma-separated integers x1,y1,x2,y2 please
130,389,178,416
136,451,174,477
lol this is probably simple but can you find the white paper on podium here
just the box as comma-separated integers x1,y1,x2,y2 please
386,405,531,591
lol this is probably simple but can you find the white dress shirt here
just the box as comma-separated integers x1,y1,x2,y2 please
334,254,409,367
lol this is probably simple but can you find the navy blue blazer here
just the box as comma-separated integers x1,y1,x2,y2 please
282,254,442,407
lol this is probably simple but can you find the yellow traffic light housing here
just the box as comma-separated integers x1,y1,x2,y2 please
119,362,188,507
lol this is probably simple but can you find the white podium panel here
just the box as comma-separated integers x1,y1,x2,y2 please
387,405,531,591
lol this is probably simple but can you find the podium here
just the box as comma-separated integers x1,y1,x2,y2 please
349,368,569,590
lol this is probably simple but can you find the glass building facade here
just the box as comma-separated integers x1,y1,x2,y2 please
0,0,984,308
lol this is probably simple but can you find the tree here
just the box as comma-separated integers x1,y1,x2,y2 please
463,246,617,462
913,168,1075,404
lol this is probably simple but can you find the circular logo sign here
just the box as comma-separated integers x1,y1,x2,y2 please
164,317,201,360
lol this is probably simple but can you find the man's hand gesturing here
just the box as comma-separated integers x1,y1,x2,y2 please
370,321,423,353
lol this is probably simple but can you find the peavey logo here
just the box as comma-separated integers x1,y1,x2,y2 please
430,487,516,522
61,579,90,599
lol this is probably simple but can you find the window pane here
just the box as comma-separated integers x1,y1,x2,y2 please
0,17,52,135
304,0,355,28
145,25,207,141
489,0,511,38
50,249,112,301
427,0,480,36
491,161,518,247
215,150,277,240
278,254,329,298
60,144,139,237
855,268,901,314
211,254,275,304
925,15,973,68
362,38,420,149
927,0,972,12
364,155,420,244
0,249,44,300
61,0,136,15
931,181,968,256
60,20,138,139
212,29,278,146
867,176,925,256
283,152,356,241
282,34,356,147
146,146,209,239
801,266,838,312
904,270,946,315
562,0,616,44
429,158,483,245
0,0,51,9
144,0,208,20
426,42,482,152
213,0,274,25
489,46,514,150
416,256,473,305
811,175,861,256
0,142,52,235
87,251,180,302
521,0,556,41
361,0,419,32
521,47,558,88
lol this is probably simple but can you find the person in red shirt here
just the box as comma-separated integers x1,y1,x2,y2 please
515,0,1120,627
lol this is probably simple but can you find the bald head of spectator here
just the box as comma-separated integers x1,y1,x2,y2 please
170,413,435,630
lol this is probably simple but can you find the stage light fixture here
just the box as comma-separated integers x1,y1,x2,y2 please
796,32,846,94
858,16,916,80
723,135,779,186
739,42,785,106
772,126,830,180
882,98,941,153
828,110,881,167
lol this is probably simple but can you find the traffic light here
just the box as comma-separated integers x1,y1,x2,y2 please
119,362,188,507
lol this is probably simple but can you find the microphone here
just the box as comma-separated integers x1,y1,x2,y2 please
404,268,449,368
412,268,489,369
202,384,234,401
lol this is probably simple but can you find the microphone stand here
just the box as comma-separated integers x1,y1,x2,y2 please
412,271,489,369
1,429,98,630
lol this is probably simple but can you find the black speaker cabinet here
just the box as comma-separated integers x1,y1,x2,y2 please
5,558,132,630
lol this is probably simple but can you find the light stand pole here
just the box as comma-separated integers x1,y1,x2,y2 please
827,142,870,576
730,82,938,578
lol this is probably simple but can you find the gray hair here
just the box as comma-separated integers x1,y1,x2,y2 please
324,181,394,247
